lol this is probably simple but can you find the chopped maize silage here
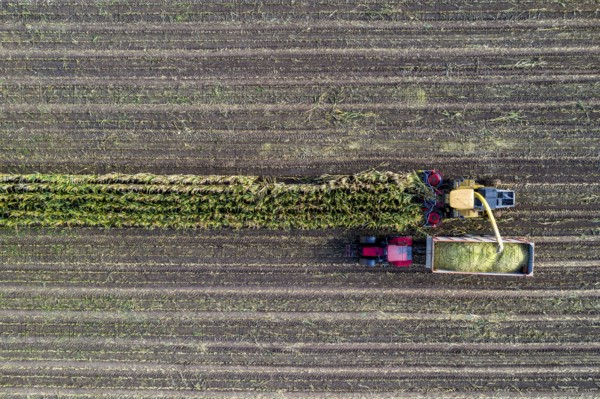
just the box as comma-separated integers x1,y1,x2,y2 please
433,242,530,273
0,171,426,230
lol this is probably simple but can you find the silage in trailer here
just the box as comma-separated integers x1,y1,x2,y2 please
433,242,530,274
0,171,426,230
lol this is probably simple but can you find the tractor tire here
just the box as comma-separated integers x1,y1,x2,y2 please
359,258,377,267
359,236,377,244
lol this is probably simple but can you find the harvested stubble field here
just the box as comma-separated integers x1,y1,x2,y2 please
0,0,599,397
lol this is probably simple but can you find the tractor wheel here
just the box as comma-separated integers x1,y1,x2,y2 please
359,258,377,267
359,236,377,244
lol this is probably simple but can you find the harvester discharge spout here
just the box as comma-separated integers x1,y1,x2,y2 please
473,191,504,253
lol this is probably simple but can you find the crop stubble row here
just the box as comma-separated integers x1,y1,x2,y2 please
1,23,598,52
2,77,598,105
1,0,599,23
2,338,599,368
0,363,597,393
1,286,598,315
1,50,598,79
1,309,598,344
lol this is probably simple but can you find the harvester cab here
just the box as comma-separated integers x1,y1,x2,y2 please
448,180,515,219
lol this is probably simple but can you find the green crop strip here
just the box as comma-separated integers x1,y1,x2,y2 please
0,171,428,230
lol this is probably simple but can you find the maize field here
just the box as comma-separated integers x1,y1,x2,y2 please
0,171,426,230
0,0,599,397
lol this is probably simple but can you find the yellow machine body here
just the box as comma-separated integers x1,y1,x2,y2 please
447,179,485,218
444,179,505,253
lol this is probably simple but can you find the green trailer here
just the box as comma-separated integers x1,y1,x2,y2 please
425,236,534,277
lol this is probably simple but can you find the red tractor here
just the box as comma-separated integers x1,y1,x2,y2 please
355,236,413,267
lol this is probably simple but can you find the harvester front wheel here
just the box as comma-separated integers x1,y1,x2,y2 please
426,211,442,227
423,170,443,188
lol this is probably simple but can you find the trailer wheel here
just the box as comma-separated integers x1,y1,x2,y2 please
359,258,377,267
359,236,377,244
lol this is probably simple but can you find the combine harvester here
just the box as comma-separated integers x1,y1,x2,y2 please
350,170,534,277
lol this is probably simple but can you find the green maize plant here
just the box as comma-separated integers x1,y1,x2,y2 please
0,171,427,230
